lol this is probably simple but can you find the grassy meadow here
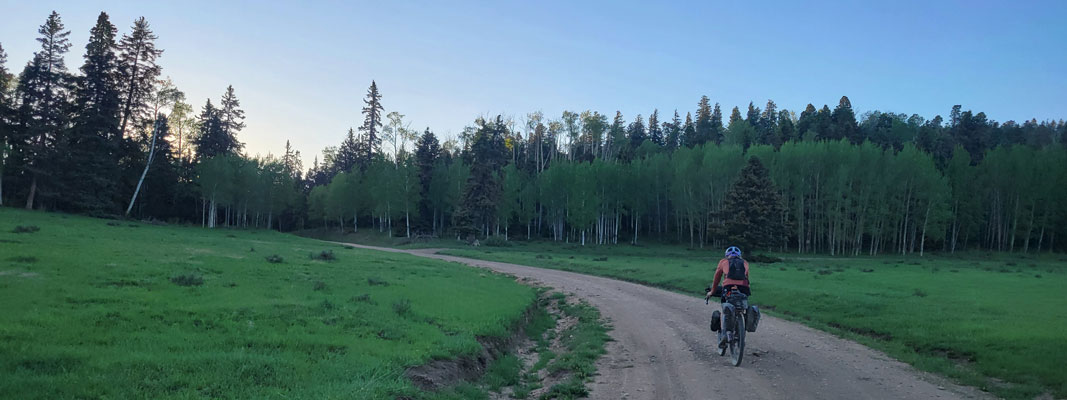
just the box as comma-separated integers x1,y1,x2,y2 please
439,242,1067,399
0,209,536,399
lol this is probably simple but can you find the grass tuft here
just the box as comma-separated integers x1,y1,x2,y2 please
170,274,204,287
12,225,40,234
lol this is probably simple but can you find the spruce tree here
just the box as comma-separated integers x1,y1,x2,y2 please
693,95,713,146
117,17,162,138
454,117,507,239
710,103,724,144
831,95,860,143
193,99,233,159
647,109,663,146
745,102,761,127
777,109,796,144
796,104,817,138
414,128,440,231
335,128,360,173
16,11,72,209
218,85,245,149
721,156,787,251
682,112,695,147
67,12,122,213
359,81,383,170
606,111,625,160
756,99,779,146
664,110,682,150
729,107,743,125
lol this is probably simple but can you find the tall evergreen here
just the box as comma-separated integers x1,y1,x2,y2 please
729,107,743,125
16,11,72,209
336,128,360,173
796,104,817,138
777,109,796,144
414,128,440,231
664,110,682,150
359,81,384,170
67,12,122,213
606,111,625,160
627,114,647,148
117,17,162,138
756,99,779,146
745,102,760,126
218,85,245,149
193,99,234,159
647,109,663,146
721,156,787,251
710,103,724,144
454,117,508,238
831,95,860,142
693,95,713,146
682,112,695,147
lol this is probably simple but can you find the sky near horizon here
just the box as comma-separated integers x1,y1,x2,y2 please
2,1,1065,160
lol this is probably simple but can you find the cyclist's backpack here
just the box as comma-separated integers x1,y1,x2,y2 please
727,257,746,280
710,310,721,332
746,305,761,332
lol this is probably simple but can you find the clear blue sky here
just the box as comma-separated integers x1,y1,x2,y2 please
3,1,1065,159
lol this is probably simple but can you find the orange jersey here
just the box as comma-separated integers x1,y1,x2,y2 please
712,257,749,289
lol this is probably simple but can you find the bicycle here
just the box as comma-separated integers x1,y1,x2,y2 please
706,285,753,367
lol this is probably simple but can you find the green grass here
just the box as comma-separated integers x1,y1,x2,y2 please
437,242,1067,399
0,208,536,399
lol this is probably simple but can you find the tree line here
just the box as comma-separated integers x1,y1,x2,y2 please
2,11,1065,254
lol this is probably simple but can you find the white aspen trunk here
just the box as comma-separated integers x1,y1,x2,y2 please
126,120,161,216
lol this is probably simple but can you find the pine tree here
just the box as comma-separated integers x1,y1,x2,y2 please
359,81,383,170
831,95,860,143
745,102,761,127
796,104,817,138
721,156,787,251
729,107,743,125
710,103,724,144
335,128,360,173
664,110,682,150
16,11,72,209
606,111,625,160
693,96,713,146
777,109,795,144
454,117,508,239
218,85,245,149
193,99,233,159
756,99,779,146
414,128,440,231
67,12,122,213
647,109,663,146
682,112,695,147
627,114,647,149
117,17,162,138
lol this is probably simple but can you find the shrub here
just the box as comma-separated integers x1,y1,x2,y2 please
313,281,327,291
913,289,928,297
310,250,336,261
392,299,412,316
483,236,513,247
265,255,284,264
170,274,204,287
351,294,373,303
592,257,608,262
11,225,40,234
367,277,388,286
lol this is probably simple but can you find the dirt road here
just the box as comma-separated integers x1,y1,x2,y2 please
344,244,989,400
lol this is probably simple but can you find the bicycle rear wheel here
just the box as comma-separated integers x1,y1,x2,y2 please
730,315,746,366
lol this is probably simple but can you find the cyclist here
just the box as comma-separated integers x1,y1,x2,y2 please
706,246,750,347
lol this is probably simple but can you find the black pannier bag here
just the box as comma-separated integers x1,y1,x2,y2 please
746,305,761,332
710,310,721,332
